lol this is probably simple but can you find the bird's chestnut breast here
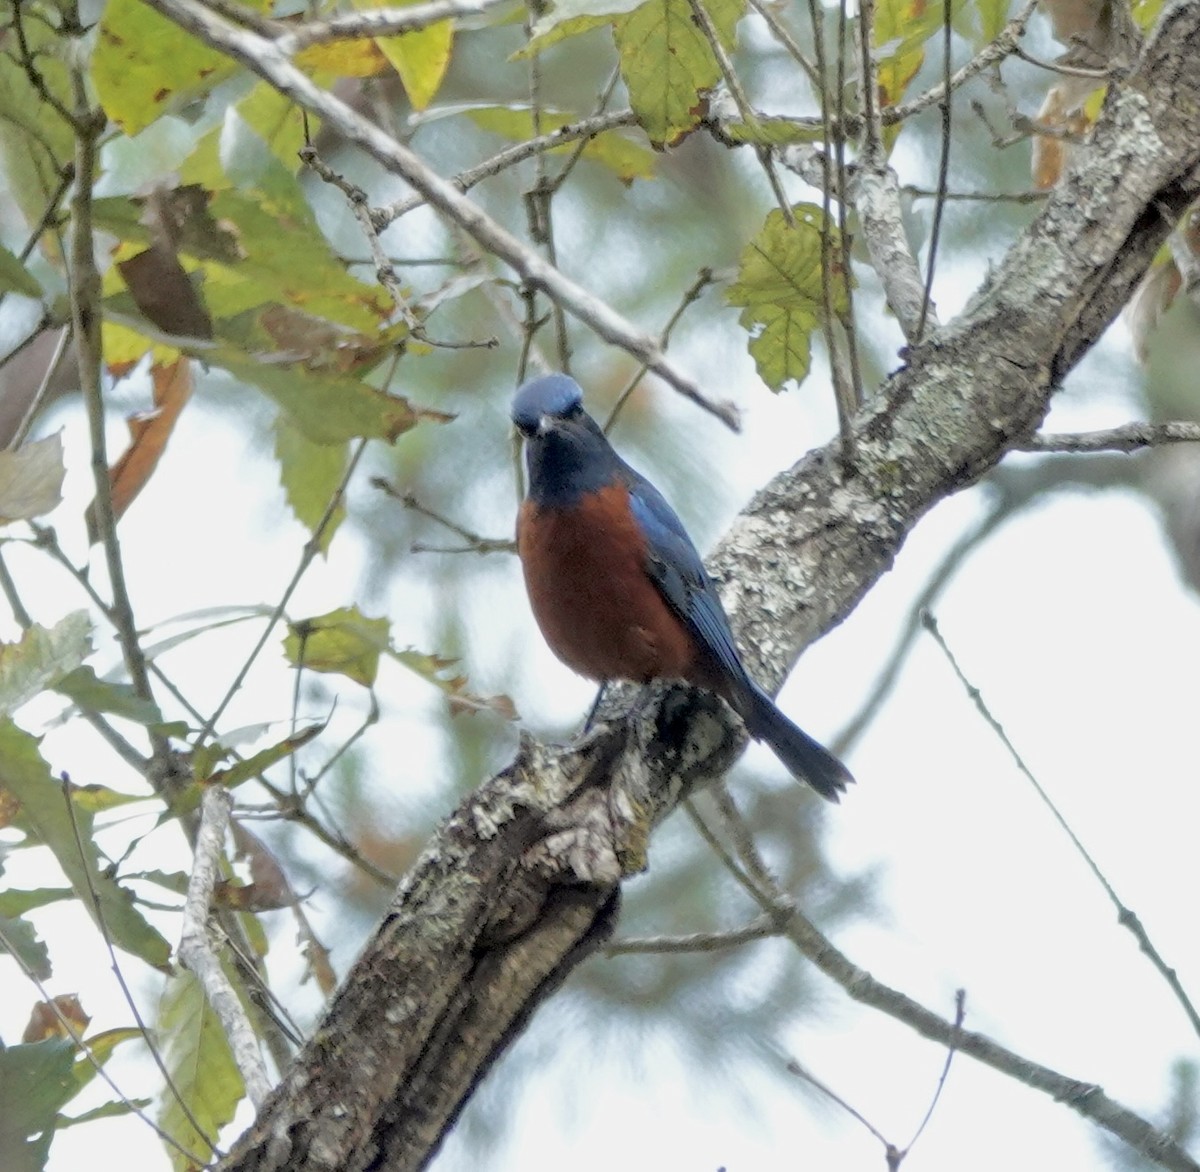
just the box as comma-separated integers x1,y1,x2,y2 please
517,483,696,683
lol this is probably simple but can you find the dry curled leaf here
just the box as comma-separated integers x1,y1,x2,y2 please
22,994,90,1043
86,357,194,540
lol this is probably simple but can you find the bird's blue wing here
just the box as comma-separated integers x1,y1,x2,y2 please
622,467,749,693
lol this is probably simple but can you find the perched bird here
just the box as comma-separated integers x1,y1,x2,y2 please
512,373,853,801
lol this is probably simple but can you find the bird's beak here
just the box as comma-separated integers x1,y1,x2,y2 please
536,414,556,436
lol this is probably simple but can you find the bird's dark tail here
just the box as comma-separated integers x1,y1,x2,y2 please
737,681,853,801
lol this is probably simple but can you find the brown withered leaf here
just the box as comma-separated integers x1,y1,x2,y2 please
1031,85,1093,190
86,357,194,541
22,994,90,1042
216,821,296,912
1124,253,1183,363
118,245,213,342
259,304,394,373
0,785,20,827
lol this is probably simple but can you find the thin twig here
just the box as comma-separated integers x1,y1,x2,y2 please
606,914,781,954
604,267,715,432
902,988,966,1155
916,0,953,341
198,439,369,746
1019,421,1200,452
67,70,163,761
298,146,498,351
746,0,819,88
372,478,515,554
1014,45,1111,79
784,1057,893,1149
902,185,1046,203
178,785,274,1108
921,611,1200,1043
9,324,73,451
278,0,513,51
374,109,638,227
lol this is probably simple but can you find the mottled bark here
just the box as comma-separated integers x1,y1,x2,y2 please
214,4,1200,1170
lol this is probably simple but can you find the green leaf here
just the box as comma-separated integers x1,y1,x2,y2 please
274,416,347,552
0,914,51,979
0,612,92,717
93,0,257,134
217,347,443,445
52,666,163,726
0,720,172,970
466,105,656,182
204,723,324,787
391,648,519,719
726,203,849,392
366,0,455,110
1130,0,1166,30
285,607,390,687
523,0,645,54
68,1027,142,1099
718,115,826,146
0,433,66,525
0,13,75,231
875,0,961,108
237,83,311,171
157,970,244,1171
613,0,745,146
0,243,41,299
973,0,1011,43
59,1096,151,1129
0,888,73,918
0,1037,76,1172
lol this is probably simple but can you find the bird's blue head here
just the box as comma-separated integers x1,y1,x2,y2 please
511,374,584,436
512,375,618,507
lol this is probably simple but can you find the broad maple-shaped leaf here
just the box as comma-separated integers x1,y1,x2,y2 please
613,0,745,147
726,204,850,392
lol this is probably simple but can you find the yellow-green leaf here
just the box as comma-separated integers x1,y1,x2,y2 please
285,607,391,687
0,241,41,299
523,0,645,54
157,970,244,1171
53,666,163,726
93,0,256,134
205,723,324,787
294,40,390,79
0,720,172,970
274,416,348,552
726,203,848,392
613,0,745,146
875,0,960,109
216,347,450,444
365,0,455,111
0,611,91,717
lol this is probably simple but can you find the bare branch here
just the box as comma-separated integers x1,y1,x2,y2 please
1020,421,1200,452
179,785,274,1108
278,0,514,50
922,612,1200,1044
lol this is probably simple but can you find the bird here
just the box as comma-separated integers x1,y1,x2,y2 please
512,373,853,801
